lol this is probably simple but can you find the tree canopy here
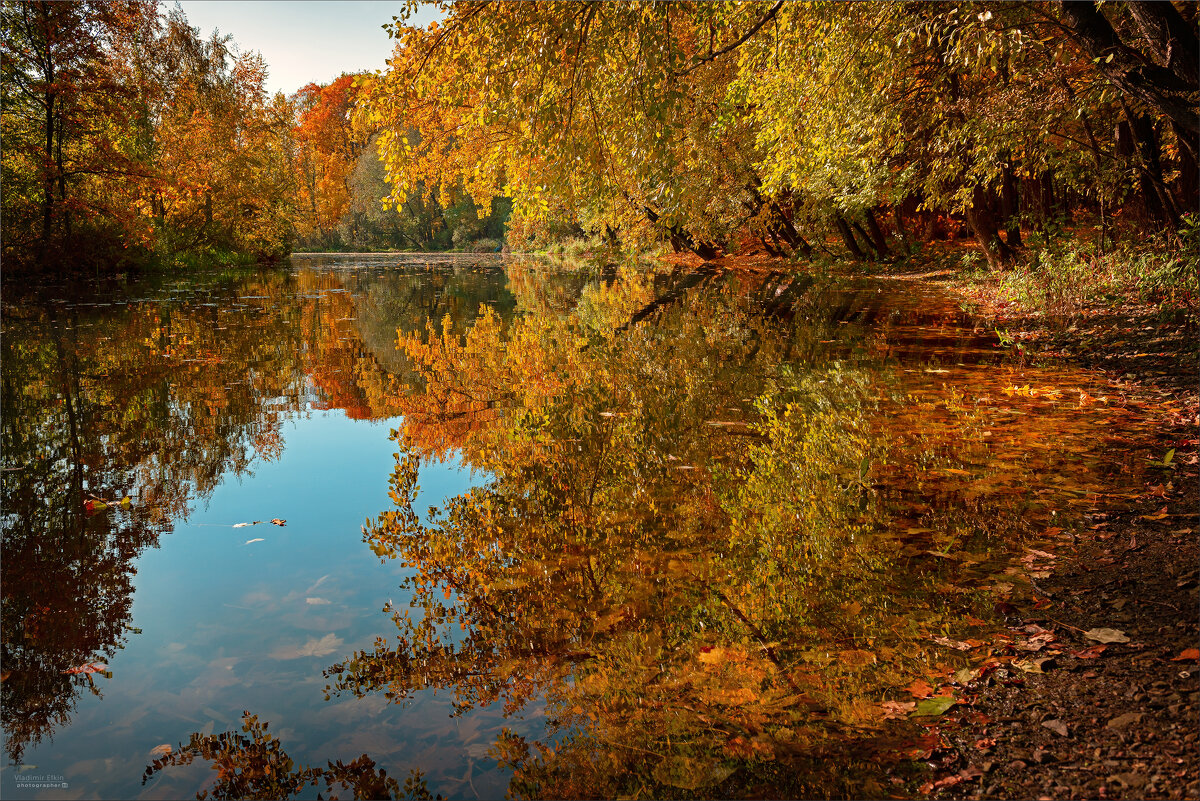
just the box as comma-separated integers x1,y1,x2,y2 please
360,1,1197,264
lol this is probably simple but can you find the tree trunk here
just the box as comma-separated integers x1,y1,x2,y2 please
42,91,56,257
965,185,1014,269
893,205,911,247
1001,163,1023,249
1055,0,1198,161
643,206,717,259
864,208,891,256
850,219,885,258
834,215,866,260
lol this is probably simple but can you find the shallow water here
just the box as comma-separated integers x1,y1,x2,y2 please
1,255,1155,799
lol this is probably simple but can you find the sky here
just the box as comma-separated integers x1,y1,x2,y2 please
175,1,443,96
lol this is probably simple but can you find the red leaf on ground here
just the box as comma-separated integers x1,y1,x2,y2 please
1071,644,1109,659
1170,648,1199,662
905,679,935,698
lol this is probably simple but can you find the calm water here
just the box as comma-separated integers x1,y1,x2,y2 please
1,255,1156,799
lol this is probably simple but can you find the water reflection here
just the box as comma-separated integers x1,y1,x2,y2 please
335,264,1156,797
2,258,1161,798
2,271,308,765
0,259,518,793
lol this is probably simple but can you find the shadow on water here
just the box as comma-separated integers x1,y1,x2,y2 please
4,257,1160,798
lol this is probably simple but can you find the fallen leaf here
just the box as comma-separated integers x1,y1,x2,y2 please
1070,644,1109,659
912,695,956,717
905,679,935,698
271,518,287,526
149,744,172,757
932,636,973,651
1041,719,1069,737
880,700,916,719
953,666,977,685
1014,656,1054,674
1170,648,1199,662
1084,628,1130,644
1106,712,1144,730
62,663,107,675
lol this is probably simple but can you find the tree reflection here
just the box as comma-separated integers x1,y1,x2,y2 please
0,272,314,762
326,266,963,797
142,711,430,801
2,264,511,766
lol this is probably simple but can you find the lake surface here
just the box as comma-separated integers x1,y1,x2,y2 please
1,254,1155,799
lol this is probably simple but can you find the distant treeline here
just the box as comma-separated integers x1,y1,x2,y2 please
0,1,507,275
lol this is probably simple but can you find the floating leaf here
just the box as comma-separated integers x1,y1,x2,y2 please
880,700,916,719
271,518,287,526
62,662,107,675
912,695,956,717
1083,628,1129,644
932,636,972,651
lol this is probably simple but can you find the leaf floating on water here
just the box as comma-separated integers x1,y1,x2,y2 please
270,518,286,526
912,695,956,717
232,521,261,528
931,636,973,651
62,663,107,675
1083,627,1130,644
149,744,172,757
880,700,916,719
838,649,876,669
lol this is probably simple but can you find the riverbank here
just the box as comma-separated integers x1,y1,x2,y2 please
663,240,1198,798
927,259,1198,800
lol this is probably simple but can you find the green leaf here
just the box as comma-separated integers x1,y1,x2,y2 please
912,695,956,717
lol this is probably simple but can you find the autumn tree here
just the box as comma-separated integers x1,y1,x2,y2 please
360,1,1197,265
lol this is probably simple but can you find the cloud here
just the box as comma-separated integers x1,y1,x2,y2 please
269,633,344,659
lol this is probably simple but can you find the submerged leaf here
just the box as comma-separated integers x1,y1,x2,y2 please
912,695,956,717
